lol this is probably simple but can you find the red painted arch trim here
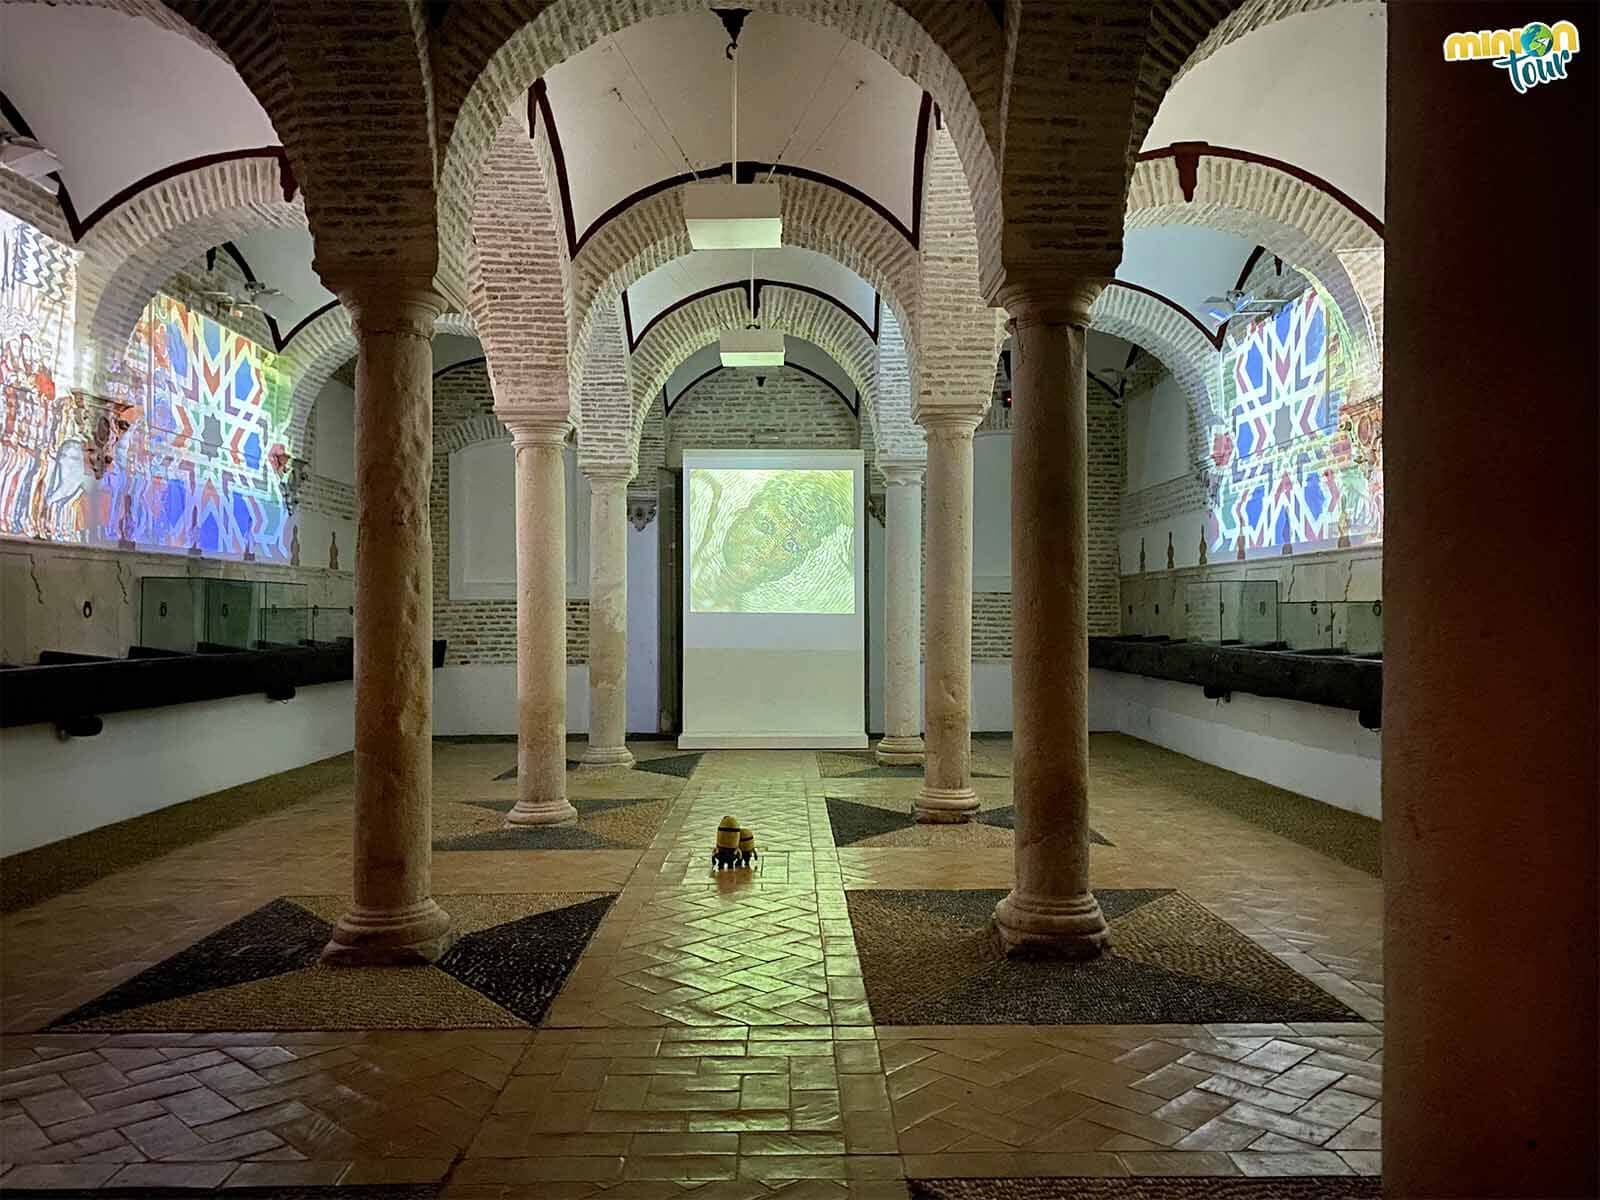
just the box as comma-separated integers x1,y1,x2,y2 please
1138,141,1384,238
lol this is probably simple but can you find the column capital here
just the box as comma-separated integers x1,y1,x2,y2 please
496,409,571,447
580,463,636,487
339,283,445,339
916,409,984,439
878,456,926,487
995,277,1108,328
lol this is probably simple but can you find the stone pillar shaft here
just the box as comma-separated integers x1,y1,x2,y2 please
1382,5,1597,1194
994,299,1108,959
504,415,577,826
876,460,925,764
583,469,633,767
915,414,980,821
323,289,451,965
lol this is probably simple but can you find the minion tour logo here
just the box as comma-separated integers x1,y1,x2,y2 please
1444,20,1580,92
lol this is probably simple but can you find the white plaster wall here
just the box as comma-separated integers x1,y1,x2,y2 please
0,681,355,856
973,433,1012,592
313,381,356,485
432,664,590,737
1089,667,1381,818
1124,375,1192,494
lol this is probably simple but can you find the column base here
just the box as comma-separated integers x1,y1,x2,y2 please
321,898,453,966
994,889,1110,959
875,735,925,766
914,784,978,823
506,799,579,826
580,744,635,768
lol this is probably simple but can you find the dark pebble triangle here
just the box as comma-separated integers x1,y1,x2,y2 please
438,894,616,1024
825,796,915,846
49,898,331,1028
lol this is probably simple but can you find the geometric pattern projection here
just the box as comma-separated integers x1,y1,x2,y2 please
1205,284,1383,558
106,293,297,560
46,894,614,1031
1,210,81,541
0,208,298,561
846,888,1360,1026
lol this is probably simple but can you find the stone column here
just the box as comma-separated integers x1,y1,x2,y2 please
323,288,451,965
876,458,925,764
994,292,1109,957
914,412,980,821
1382,6,1596,1195
582,467,634,767
502,412,578,826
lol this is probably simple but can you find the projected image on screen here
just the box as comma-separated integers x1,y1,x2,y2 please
688,468,854,614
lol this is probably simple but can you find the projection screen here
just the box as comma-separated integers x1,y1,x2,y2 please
679,450,867,748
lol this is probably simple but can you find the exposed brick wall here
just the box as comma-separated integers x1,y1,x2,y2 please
972,590,1012,662
468,112,571,419
1089,284,1218,422
428,361,588,665
666,368,859,462
1087,388,1123,636
916,128,999,423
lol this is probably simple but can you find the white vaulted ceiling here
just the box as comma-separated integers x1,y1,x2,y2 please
541,11,927,248
226,227,334,338
1144,3,1386,218
0,4,278,223
1115,225,1261,334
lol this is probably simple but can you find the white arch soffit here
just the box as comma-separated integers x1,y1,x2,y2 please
1087,285,1218,419
436,0,999,306
1171,0,1365,88
627,287,875,445
569,175,920,398
1126,154,1382,399
281,306,479,456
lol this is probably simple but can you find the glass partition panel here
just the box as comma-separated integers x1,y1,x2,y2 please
1278,600,1336,650
204,580,258,648
259,581,310,645
1346,598,1384,656
1184,582,1222,643
139,577,204,652
1240,580,1280,645
311,604,355,642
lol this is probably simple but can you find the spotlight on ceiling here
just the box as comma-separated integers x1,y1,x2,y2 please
684,181,782,250
719,328,785,368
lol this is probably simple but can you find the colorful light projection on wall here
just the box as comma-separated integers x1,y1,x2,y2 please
110,295,297,560
0,212,299,561
1,210,82,540
1203,284,1383,558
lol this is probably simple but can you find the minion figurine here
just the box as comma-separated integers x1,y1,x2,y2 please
737,828,759,869
712,815,742,870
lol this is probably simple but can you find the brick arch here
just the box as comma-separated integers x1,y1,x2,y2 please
430,0,1003,306
576,302,631,472
440,414,511,455
572,176,920,413
627,285,878,449
74,155,302,389
1127,150,1382,399
282,305,483,458
468,113,571,420
1088,283,1219,422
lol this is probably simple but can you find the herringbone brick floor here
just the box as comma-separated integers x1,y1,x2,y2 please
0,738,1384,1193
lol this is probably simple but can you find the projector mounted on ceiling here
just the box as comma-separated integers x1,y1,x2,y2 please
0,134,61,194
720,328,785,368
684,180,782,250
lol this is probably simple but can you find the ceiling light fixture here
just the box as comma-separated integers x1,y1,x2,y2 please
685,9,781,250
720,252,785,367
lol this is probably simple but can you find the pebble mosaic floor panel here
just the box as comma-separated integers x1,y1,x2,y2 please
826,797,1112,850
433,795,670,851
45,894,614,1032
818,751,1007,781
846,890,1360,1026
